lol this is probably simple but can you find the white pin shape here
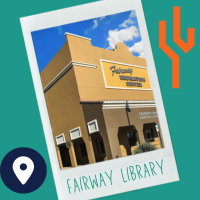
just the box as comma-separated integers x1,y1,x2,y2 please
13,156,34,185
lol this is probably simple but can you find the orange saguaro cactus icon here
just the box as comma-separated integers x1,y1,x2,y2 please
159,21,180,88
159,7,195,88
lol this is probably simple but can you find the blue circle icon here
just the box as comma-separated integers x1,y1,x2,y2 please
20,163,27,170
0,147,47,193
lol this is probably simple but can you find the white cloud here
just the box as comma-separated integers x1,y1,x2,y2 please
56,26,63,35
129,10,136,18
85,19,99,34
105,20,111,24
99,16,105,20
119,18,134,28
92,19,98,29
119,10,136,28
107,26,140,49
129,40,145,57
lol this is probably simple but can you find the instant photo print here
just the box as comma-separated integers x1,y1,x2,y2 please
20,0,179,199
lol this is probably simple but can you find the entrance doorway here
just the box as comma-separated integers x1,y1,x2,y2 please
59,144,72,167
118,126,139,157
91,132,107,163
74,138,89,165
143,123,162,149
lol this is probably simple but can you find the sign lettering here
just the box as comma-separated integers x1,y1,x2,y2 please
101,60,152,90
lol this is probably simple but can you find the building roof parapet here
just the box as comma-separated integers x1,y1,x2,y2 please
43,61,97,93
64,32,91,41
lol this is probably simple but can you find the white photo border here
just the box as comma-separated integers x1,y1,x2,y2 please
20,0,179,199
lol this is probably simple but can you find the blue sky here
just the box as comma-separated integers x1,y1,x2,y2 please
31,10,144,73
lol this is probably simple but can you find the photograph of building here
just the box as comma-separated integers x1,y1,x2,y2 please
40,32,164,169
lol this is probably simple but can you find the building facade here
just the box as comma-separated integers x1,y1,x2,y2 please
40,32,164,169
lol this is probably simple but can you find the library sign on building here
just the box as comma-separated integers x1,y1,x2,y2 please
101,60,151,90
40,32,164,169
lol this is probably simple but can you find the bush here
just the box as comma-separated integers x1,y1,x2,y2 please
134,142,157,154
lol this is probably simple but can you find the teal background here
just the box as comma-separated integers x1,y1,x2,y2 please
0,0,198,199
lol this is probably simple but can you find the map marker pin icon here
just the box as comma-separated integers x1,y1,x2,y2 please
13,156,34,185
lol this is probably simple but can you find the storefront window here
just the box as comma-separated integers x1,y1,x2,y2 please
146,129,154,142
127,132,137,146
95,138,105,154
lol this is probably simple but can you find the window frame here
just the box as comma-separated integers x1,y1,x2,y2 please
69,127,82,140
87,119,99,134
55,133,66,145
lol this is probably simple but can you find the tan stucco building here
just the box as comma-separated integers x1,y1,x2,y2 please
40,32,164,169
